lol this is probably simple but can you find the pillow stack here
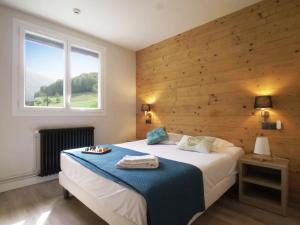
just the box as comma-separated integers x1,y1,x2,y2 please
146,127,234,154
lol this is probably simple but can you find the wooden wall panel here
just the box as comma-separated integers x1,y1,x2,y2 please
136,0,300,202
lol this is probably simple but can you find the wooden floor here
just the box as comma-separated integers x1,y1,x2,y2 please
0,180,299,225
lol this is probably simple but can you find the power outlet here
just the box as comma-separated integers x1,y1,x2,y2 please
261,122,277,130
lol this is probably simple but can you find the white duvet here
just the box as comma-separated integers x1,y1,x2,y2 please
61,140,244,225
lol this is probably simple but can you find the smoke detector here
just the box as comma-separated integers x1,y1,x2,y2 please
73,8,81,15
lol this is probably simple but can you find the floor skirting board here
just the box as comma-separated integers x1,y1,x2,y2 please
0,174,57,193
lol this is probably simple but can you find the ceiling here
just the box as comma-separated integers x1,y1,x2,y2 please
0,0,261,50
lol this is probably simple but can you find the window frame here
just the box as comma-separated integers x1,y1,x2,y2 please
12,19,106,116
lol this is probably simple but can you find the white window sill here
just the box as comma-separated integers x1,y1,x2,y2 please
12,108,106,117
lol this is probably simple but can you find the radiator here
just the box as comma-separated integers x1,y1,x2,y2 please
39,127,94,176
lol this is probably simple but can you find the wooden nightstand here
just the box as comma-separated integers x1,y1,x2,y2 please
239,154,289,216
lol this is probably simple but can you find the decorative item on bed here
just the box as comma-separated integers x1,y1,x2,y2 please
177,135,215,153
82,146,111,154
146,127,168,144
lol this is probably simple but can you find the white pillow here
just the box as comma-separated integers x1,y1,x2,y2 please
212,137,234,151
177,135,215,153
192,135,234,151
160,133,183,145
213,146,243,154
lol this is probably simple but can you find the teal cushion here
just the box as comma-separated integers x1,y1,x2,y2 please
147,127,168,145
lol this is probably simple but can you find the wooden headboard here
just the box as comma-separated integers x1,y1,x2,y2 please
136,0,300,202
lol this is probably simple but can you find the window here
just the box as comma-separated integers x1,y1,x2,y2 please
25,32,65,108
70,46,100,109
13,20,105,116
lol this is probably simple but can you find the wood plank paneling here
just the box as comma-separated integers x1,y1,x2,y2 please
136,0,300,202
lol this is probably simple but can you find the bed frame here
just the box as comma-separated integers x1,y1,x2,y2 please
59,172,136,225
59,171,237,225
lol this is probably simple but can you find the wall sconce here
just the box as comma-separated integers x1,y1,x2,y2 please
254,95,273,122
141,104,152,124
254,95,281,130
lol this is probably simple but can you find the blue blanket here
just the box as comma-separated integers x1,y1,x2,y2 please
62,145,205,225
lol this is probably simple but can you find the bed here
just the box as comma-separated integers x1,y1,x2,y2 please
59,139,244,225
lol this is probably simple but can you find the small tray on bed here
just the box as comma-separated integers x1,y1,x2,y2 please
82,146,111,155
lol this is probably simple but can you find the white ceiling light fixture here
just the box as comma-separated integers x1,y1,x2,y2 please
73,8,81,15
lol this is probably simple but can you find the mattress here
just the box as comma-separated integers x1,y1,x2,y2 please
60,140,244,225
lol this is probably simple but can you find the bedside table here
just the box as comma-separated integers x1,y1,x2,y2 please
239,154,289,216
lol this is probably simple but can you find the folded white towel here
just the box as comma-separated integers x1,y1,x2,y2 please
116,162,159,169
116,155,159,169
122,155,157,164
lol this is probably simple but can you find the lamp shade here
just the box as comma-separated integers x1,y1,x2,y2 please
254,136,271,155
141,104,151,112
254,96,273,109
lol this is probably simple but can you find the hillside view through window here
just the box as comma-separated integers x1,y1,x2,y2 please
70,46,99,108
25,33,65,107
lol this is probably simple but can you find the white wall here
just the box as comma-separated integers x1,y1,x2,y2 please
0,5,136,191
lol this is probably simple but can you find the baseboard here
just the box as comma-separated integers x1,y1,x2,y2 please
0,174,58,193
